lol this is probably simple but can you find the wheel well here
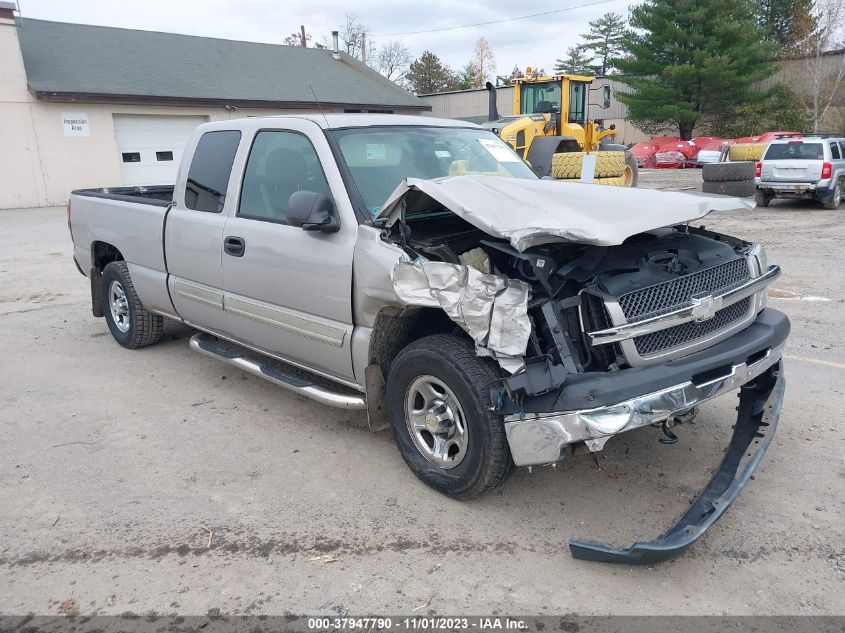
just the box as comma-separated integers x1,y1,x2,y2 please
368,307,463,379
91,241,124,272
89,241,124,318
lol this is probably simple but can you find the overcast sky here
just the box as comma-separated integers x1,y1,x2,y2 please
19,0,634,80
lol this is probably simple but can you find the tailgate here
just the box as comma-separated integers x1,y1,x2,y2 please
760,141,825,183
762,159,823,183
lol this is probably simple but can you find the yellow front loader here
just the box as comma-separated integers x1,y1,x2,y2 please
483,72,637,186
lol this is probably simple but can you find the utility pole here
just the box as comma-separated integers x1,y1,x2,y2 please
361,32,366,64
300,25,307,47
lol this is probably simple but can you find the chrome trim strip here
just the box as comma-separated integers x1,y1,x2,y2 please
503,342,785,467
174,280,223,310
588,265,780,345
224,296,346,348
189,333,365,410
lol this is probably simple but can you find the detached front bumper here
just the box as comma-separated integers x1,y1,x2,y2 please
504,309,789,465
501,308,789,565
570,362,784,564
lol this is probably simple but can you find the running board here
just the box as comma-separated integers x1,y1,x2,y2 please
189,333,366,410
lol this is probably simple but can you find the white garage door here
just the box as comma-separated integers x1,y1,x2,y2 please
113,114,207,186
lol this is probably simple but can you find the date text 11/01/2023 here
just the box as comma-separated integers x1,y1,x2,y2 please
306,617,529,630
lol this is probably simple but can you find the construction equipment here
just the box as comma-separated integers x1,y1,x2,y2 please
483,71,638,187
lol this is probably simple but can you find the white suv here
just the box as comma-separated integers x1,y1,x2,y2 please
755,136,845,209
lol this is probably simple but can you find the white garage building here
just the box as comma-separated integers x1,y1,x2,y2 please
0,3,429,209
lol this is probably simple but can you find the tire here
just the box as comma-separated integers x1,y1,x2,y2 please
386,334,513,499
755,189,773,207
550,151,626,179
702,161,756,182
623,151,639,187
822,179,843,210
728,143,767,162
702,179,756,197
101,261,164,349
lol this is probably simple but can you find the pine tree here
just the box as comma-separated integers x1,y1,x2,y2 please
553,46,597,75
406,51,455,94
757,0,816,54
580,12,628,75
454,62,482,90
616,0,777,140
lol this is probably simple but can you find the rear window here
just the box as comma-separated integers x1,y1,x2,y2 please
185,130,241,213
764,142,824,161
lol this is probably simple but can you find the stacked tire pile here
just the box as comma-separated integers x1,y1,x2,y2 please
550,151,636,187
701,161,756,197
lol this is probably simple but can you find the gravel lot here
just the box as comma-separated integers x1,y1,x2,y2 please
1,170,843,616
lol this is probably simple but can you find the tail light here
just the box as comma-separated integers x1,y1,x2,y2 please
755,162,762,178
821,162,832,179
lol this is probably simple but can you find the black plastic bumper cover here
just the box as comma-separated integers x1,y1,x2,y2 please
569,360,785,565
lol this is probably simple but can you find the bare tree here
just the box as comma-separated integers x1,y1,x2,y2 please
338,14,375,62
470,37,496,86
282,27,325,48
374,40,412,83
798,0,845,131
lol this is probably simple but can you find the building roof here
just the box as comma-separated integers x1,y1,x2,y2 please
17,19,427,111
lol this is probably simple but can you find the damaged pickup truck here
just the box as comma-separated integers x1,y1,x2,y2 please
69,115,788,564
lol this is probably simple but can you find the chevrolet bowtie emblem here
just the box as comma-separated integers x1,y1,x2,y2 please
690,294,723,321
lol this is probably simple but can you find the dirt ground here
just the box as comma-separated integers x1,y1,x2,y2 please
0,170,843,616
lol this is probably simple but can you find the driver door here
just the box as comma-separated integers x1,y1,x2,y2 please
221,122,357,382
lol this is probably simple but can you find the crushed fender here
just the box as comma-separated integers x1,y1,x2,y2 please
392,259,531,358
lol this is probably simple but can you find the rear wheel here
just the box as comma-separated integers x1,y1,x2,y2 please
755,189,773,207
386,334,513,499
822,180,842,210
101,261,164,349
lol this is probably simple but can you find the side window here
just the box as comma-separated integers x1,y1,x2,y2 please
831,142,841,160
238,130,332,224
185,130,241,213
839,141,845,157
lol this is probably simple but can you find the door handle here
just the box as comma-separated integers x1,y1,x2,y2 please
224,236,245,257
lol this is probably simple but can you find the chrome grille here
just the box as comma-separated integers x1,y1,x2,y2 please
619,258,750,322
633,297,752,356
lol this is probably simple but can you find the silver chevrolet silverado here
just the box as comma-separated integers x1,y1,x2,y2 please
69,114,789,564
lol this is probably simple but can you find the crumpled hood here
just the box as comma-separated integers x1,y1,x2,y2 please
377,176,755,252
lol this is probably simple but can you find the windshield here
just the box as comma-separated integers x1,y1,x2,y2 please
764,142,824,160
520,81,561,114
332,126,537,214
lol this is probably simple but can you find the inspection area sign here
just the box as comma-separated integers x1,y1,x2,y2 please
62,112,90,137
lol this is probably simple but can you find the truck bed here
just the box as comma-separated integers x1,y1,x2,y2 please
69,187,172,317
71,185,174,207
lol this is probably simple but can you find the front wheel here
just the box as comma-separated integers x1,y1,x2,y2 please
386,334,513,499
101,261,164,349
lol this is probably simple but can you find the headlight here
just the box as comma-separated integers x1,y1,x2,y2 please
750,243,768,276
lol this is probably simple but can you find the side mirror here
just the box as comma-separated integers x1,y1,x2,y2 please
287,191,339,233
602,85,611,109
